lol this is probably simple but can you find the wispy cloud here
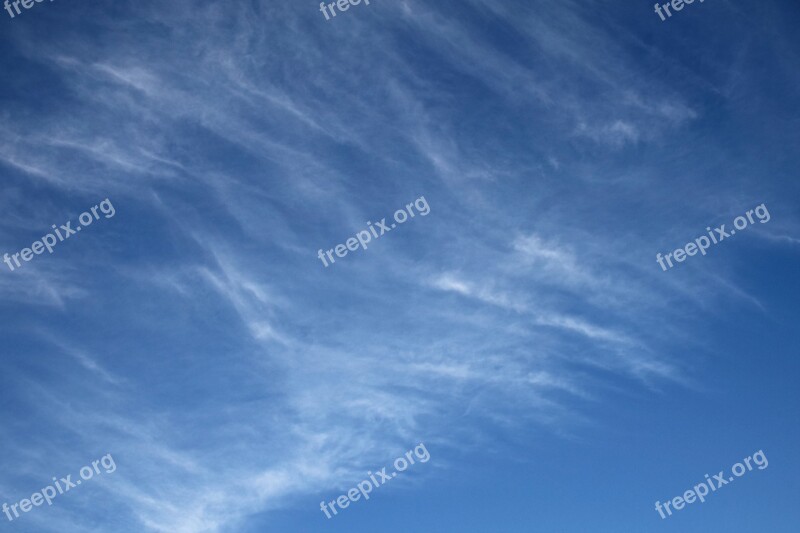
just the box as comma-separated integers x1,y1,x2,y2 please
0,0,797,531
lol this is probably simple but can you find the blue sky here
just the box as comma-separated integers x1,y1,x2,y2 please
0,0,799,531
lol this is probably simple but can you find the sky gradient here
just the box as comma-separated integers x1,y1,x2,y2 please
0,0,799,531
